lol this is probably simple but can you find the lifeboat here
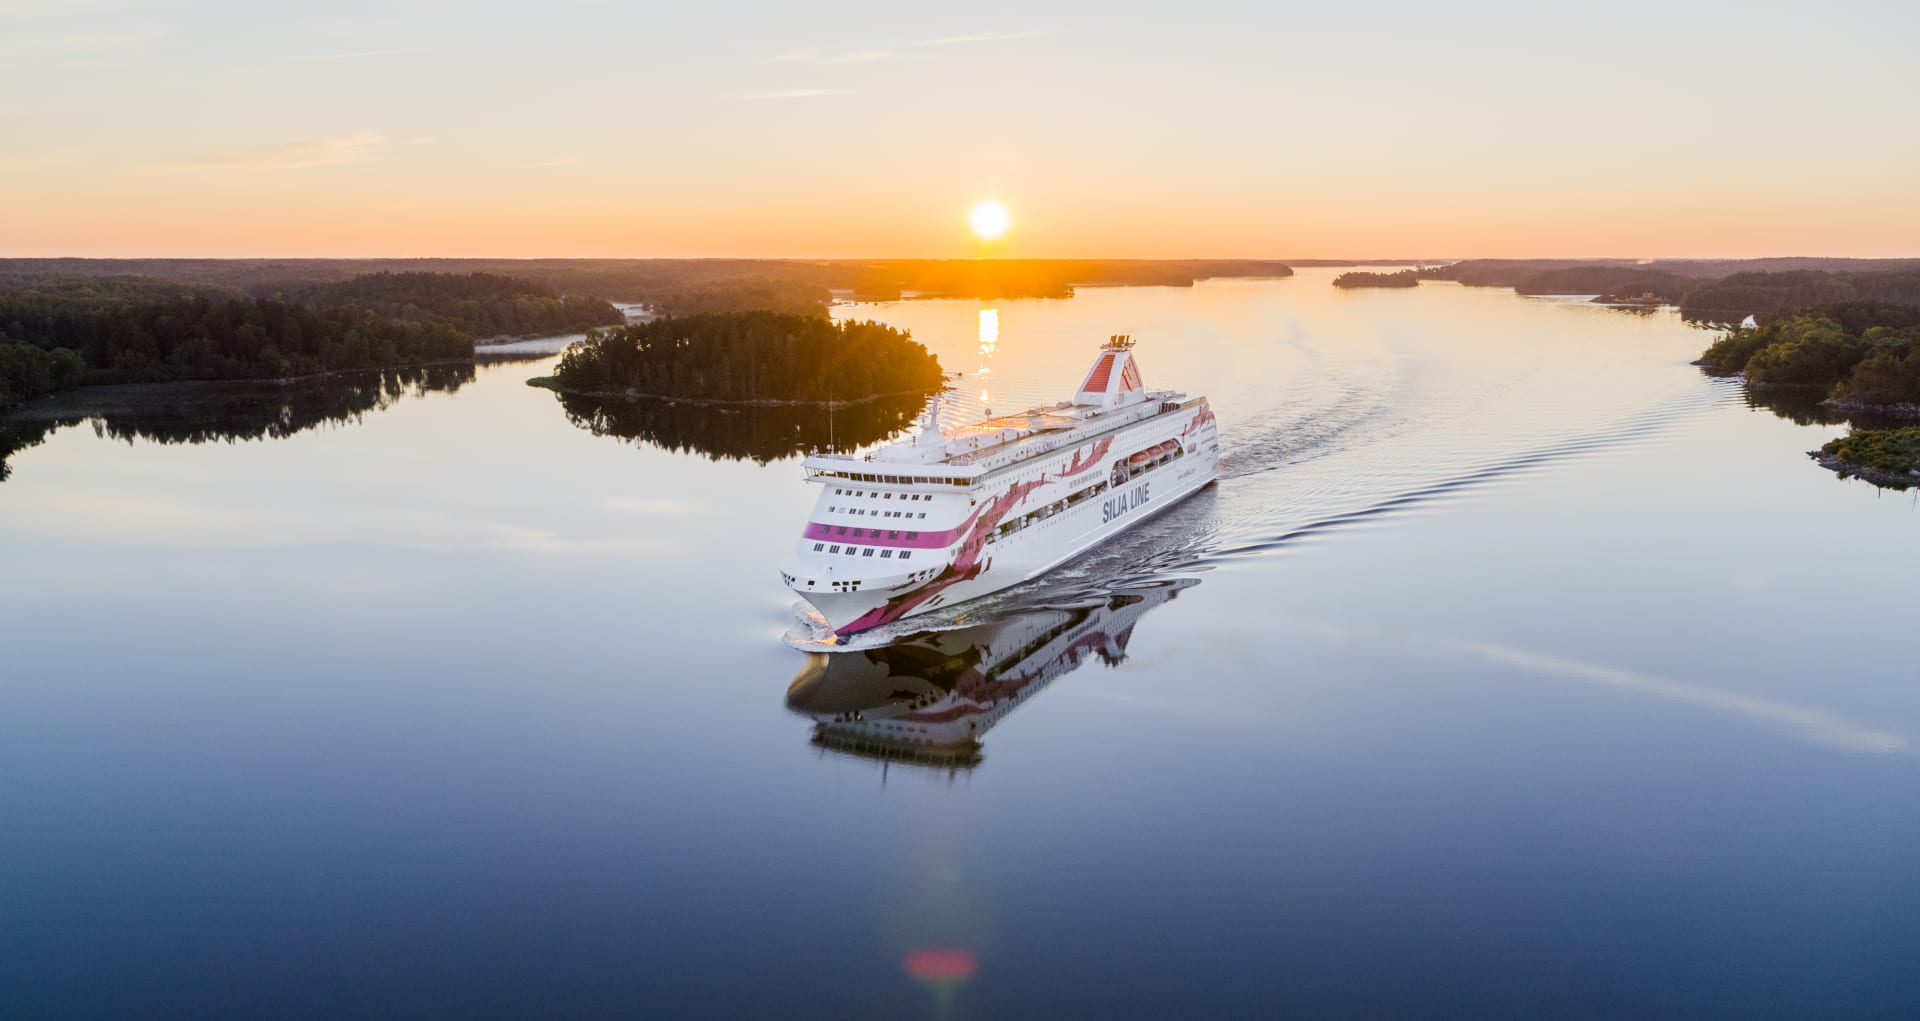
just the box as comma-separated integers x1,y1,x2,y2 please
1129,450,1152,466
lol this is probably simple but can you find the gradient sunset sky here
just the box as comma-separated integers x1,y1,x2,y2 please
3,0,1914,259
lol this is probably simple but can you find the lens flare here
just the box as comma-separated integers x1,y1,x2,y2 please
905,947,978,983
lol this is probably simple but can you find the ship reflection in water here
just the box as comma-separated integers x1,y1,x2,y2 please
785,578,1197,771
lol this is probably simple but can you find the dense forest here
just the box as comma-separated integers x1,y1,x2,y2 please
643,278,833,318
1678,271,1920,324
0,271,612,412
1415,259,1920,323
1509,267,1694,303
0,258,1295,305
1332,270,1420,288
0,276,471,391
1699,303,1920,408
271,272,622,338
1423,258,1920,290
557,390,927,464
545,312,946,402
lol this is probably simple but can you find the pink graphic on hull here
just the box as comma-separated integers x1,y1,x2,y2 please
1059,436,1113,478
838,475,1049,634
1180,403,1215,438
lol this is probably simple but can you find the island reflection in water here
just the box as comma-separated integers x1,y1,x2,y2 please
554,389,930,464
786,578,1196,771
0,364,474,482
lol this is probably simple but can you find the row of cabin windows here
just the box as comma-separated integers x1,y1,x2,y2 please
828,506,927,519
822,472,968,485
833,489,933,501
815,543,915,560
826,526,921,540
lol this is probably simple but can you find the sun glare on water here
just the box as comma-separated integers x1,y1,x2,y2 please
969,201,1010,241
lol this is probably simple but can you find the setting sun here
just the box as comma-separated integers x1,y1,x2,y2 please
970,201,1011,242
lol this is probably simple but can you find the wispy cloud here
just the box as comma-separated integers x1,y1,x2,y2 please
912,29,1052,46
739,88,848,100
822,48,912,65
189,130,387,173
283,46,420,63
760,29,1047,66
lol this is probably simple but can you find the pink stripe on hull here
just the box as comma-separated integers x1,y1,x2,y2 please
804,516,969,550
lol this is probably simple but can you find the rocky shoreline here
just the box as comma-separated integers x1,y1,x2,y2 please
1808,450,1919,489
1820,398,1920,418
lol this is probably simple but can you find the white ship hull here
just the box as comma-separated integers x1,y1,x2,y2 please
781,335,1219,637
797,430,1216,633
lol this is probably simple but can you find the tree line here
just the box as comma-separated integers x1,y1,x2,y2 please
1418,259,1920,324
1332,270,1420,288
0,271,616,412
1678,271,1920,324
643,278,834,318
1699,302,1920,408
546,311,946,402
0,276,471,390
0,258,1298,305
269,271,622,338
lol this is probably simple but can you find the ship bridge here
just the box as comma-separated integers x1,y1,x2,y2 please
817,335,1167,470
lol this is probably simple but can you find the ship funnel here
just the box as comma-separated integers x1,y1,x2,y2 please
1075,336,1148,409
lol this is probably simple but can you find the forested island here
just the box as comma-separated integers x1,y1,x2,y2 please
1695,301,1920,487
1697,302,1920,410
536,311,946,405
0,271,614,408
1420,258,1920,323
1332,270,1419,288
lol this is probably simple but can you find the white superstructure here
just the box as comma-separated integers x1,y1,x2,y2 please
780,335,1220,636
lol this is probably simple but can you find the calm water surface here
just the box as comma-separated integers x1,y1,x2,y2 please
3,271,1917,1017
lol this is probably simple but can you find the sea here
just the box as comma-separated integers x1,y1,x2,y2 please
2,269,1916,1017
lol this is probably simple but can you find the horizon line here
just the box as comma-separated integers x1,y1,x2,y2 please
5,253,1918,263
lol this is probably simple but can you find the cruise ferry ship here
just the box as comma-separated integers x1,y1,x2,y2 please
780,335,1219,636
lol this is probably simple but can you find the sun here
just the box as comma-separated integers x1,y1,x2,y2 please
969,201,1010,241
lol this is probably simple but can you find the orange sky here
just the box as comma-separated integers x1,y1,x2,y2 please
2,2,1914,260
